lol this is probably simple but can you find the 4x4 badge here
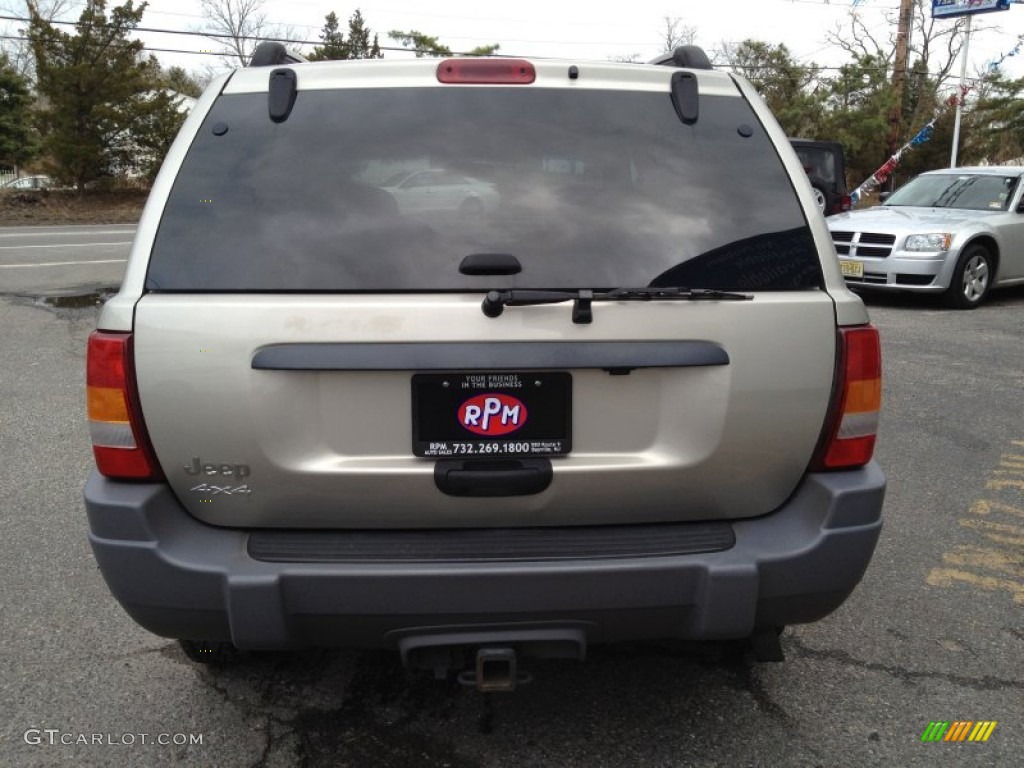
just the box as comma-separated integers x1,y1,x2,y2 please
189,483,252,496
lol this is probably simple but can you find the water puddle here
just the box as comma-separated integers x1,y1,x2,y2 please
35,288,116,308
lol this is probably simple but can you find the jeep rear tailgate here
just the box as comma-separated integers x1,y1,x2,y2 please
133,293,835,528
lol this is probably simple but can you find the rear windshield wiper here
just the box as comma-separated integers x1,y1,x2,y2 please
481,287,752,324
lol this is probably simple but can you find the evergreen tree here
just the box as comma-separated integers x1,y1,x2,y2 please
886,60,948,183
133,59,196,182
343,9,380,59
962,71,1024,165
308,12,346,60
308,10,382,61
28,0,173,189
0,53,36,171
724,40,824,138
817,54,896,187
161,65,205,99
388,30,499,57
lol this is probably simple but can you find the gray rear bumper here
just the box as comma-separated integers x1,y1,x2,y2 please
84,463,884,651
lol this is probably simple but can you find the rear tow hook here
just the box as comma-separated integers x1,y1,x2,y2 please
457,647,532,692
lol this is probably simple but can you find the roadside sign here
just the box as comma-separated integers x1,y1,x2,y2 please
932,0,1011,18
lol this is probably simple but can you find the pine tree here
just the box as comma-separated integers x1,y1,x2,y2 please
28,0,172,189
0,53,36,172
963,71,1024,164
723,41,823,138
345,10,381,59
308,10,383,61
308,12,347,60
388,30,499,58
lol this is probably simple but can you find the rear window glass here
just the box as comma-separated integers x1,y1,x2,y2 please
793,146,837,185
147,86,821,292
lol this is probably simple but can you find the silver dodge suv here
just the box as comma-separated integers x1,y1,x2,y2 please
84,44,885,688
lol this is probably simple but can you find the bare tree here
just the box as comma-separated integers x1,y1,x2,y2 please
826,7,893,64
661,16,697,53
912,3,972,87
197,0,296,68
1,0,80,77
826,0,976,90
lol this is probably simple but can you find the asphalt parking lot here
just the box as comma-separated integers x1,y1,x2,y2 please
1,225,1021,767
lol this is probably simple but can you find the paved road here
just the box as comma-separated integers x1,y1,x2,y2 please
0,224,132,294
1,234,1021,767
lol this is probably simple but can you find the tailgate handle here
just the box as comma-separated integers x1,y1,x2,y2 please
434,459,552,497
252,341,729,371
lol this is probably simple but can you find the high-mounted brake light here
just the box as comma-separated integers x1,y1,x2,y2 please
437,58,535,85
812,325,882,470
87,331,162,480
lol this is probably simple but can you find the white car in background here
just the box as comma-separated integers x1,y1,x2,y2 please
2,175,55,190
378,168,499,215
827,166,1024,308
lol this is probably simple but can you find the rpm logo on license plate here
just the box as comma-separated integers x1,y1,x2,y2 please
412,372,571,458
458,393,528,436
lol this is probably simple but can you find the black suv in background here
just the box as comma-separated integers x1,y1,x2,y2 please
790,138,851,216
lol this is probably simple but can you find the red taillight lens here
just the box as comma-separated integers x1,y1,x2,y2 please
839,194,853,212
87,331,162,480
436,58,535,84
812,325,882,470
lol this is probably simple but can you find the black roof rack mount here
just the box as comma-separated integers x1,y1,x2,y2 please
649,45,713,70
250,41,307,68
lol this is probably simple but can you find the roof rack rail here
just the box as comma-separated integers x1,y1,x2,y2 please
249,41,307,68
649,46,713,70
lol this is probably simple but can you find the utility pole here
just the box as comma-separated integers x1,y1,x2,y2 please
887,0,915,160
950,15,972,168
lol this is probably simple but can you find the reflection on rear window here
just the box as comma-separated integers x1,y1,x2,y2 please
148,88,822,292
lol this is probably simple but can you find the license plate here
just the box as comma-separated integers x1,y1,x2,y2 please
839,259,864,278
412,372,571,458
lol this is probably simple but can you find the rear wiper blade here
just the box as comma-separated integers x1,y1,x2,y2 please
603,287,752,301
481,287,752,324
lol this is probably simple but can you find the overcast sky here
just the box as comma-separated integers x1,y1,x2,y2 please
38,0,1024,80
126,0,1024,75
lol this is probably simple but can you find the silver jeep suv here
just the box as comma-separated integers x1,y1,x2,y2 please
85,45,885,687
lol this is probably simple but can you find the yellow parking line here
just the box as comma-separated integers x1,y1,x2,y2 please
926,568,1024,603
941,547,1024,579
986,478,1024,491
970,499,1024,518
960,519,1024,536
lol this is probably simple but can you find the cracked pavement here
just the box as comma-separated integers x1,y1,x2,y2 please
1,246,1022,766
